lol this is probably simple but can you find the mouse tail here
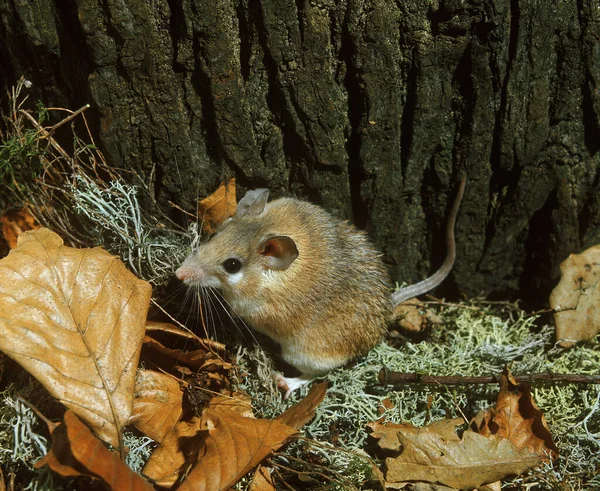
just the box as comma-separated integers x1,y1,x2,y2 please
392,173,466,306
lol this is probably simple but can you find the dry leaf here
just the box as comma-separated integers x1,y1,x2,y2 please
471,372,558,460
141,394,254,486
143,335,232,371
0,228,152,447
198,178,237,234
249,466,277,491
208,393,255,418
480,481,502,491
177,406,297,490
144,382,326,489
276,381,328,430
35,410,154,490
550,244,600,347
388,484,456,491
1,207,40,249
392,300,442,333
141,416,203,487
370,418,542,489
130,370,184,443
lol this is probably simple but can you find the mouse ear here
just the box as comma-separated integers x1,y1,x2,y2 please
237,189,269,217
259,236,299,270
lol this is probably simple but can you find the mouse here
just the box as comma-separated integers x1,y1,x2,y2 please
176,175,466,397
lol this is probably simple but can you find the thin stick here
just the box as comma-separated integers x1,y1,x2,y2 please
46,104,90,137
379,368,600,387
18,109,71,161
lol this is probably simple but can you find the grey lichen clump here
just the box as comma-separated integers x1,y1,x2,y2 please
69,173,190,286
0,386,58,490
235,301,600,488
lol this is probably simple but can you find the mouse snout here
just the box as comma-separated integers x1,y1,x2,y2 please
176,264,222,289
176,266,199,282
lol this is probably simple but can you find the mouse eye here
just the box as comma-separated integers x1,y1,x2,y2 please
222,258,242,274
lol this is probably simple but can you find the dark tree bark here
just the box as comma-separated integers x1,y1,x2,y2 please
1,0,599,306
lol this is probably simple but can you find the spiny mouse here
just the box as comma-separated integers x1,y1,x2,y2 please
176,175,466,397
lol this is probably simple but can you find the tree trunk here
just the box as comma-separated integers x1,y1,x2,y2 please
1,0,599,306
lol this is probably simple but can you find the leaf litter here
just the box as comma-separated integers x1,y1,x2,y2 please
1,199,599,489
0,93,599,488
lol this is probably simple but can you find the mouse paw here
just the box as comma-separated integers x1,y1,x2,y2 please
275,373,312,400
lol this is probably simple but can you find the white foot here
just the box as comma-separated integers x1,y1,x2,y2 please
275,373,313,400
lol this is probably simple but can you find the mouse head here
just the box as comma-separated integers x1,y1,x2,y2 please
176,189,299,299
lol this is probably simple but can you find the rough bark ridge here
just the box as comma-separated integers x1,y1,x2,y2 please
1,0,599,304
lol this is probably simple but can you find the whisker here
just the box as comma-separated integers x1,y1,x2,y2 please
209,288,262,348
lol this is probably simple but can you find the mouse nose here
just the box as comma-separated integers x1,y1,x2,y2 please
176,267,193,281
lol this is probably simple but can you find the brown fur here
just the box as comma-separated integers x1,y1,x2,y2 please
178,197,392,376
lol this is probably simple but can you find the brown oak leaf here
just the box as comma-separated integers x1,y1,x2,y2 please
1,207,40,249
198,178,237,234
0,228,152,448
143,382,327,489
130,370,184,444
550,244,600,347
369,418,542,489
35,410,153,490
471,371,558,460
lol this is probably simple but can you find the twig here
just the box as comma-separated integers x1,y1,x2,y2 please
168,200,197,220
145,317,227,352
418,298,481,311
269,456,360,491
18,109,71,161
523,308,555,318
46,104,90,137
378,368,600,387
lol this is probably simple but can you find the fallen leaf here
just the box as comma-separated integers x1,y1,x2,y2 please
208,393,255,418
249,465,277,491
141,415,203,487
369,418,542,489
198,178,236,234
35,410,154,490
143,335,232,371
1,207,40,249
140,394,254,486
0,228,152,448
130,370,184,443
177,407,297,490
392,300,442,333
471,371,558,460
387,484,456,491
144,382,326,489
276,381,328,430
550,244,600,347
